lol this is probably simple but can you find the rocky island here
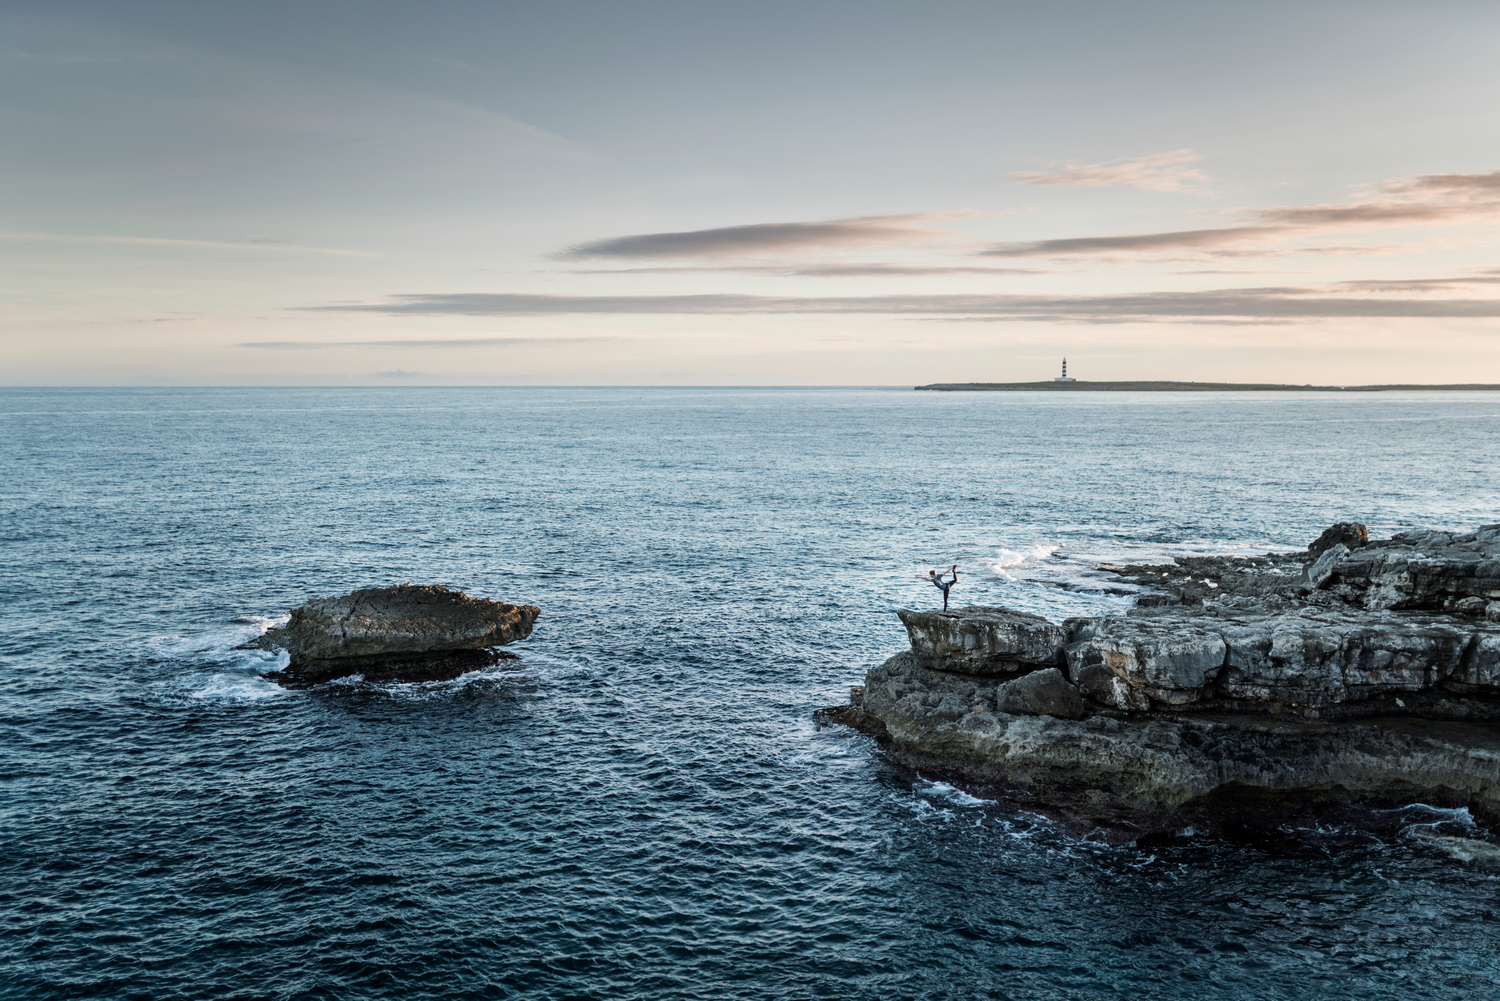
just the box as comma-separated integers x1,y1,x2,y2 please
827,523,1500,839
247,584,539,686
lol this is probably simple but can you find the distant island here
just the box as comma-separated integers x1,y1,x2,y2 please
918,358,1500,391
916,381,1500,392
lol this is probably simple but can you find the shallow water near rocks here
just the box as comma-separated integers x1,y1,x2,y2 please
3,386,1500,1000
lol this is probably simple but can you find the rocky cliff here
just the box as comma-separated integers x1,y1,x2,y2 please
828,523,1500,838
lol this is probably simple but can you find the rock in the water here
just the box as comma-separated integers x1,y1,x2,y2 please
897,606,1066,673
852,649,1500,835
253,584,538,686
835,525,1500,835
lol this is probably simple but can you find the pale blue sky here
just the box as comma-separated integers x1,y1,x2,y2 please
5,1,1500,384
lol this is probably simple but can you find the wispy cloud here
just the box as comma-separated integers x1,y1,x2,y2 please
559,167,1500,271
982,168,1500,260
0,230,374,257
237,336,611,349
559,213,972,260
569,263,1048,277
1007,149,1211,193
304,287,1500,323
981,226,1277,258
1334,272,1500,293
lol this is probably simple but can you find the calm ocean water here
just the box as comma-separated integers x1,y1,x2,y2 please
3,386,1500,1000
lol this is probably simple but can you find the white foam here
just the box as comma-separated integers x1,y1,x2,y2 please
1408,830,1500,863
147,613,288,661
1382,803,1477,827
321,660,533,699
915,777,995,808
988,544,1059,576
142,613,296,704
190,673,288,701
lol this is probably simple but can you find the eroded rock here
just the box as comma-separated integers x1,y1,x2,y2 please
251,584,538,686
1101,522,1500,617
850,649,1500,835
996,667,1086,719
1326,525,1500,612
1090,618,1227,704
833,524,1500,834
898,606,1066,674
1308,521,1369,558
1302,543,1349,588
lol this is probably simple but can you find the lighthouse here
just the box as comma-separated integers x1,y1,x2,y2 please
1054,358,1076,382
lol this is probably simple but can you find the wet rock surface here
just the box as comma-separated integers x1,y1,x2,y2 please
249,584,538,686
833,523,1500,834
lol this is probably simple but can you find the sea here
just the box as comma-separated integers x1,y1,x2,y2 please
3,386,1500,1000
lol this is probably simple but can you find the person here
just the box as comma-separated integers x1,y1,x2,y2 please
921,565,958,612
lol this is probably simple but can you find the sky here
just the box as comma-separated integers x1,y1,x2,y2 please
4,0,1500,386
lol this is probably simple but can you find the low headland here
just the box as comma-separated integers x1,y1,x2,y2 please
916,381,1500,392
823,522,1500,841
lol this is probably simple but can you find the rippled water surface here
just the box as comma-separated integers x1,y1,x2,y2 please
3,387,1500,1000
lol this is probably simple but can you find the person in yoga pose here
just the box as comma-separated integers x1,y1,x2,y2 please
923,565,958,611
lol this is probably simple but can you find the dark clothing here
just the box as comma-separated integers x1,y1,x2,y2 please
930,570,957,611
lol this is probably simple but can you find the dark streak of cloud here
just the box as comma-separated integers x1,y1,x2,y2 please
237,336,613,349
569,263,1049,277
1335,276,1500,292
1395,170,1500,194
1254,204,1473,227
304,289,1500,321
978,169,1500,261
979,227,1279,257
560,215,945,260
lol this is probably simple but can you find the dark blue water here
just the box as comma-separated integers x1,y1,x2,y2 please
4,387,1500,1000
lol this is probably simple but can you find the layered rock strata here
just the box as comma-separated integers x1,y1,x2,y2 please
249,584,539,686
1103,522,1500,617
830,524,1500,836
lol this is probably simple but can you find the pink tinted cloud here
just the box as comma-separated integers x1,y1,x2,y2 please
983,168,1500,259
1006,149,1211,193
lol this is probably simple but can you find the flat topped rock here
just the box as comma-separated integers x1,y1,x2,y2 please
254,584,539,684
898,605,1067,674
